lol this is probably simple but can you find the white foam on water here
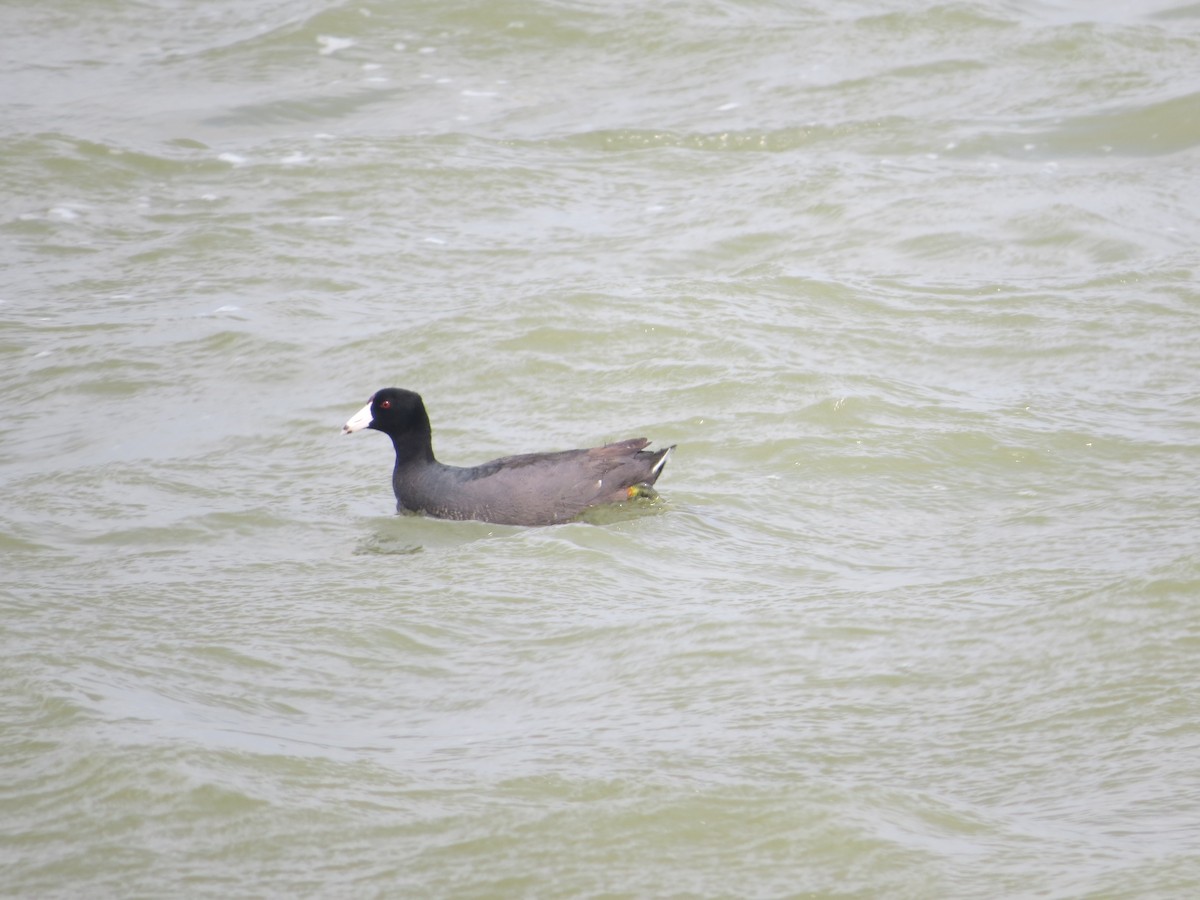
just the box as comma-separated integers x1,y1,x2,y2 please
317,35,355,56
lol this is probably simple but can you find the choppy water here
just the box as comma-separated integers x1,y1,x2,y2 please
3,1,1200,897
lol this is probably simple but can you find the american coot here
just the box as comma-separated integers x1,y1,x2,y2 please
343,388,673,526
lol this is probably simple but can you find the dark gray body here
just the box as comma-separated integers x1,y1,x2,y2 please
393,438,670,526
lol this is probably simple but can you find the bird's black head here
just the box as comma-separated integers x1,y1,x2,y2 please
342,387,432,443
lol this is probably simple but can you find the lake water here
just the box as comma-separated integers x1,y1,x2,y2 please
3,1,1199,897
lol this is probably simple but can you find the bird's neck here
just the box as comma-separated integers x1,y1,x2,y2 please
390,430,436,466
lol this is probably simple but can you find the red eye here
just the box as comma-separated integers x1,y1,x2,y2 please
379,399,391,410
